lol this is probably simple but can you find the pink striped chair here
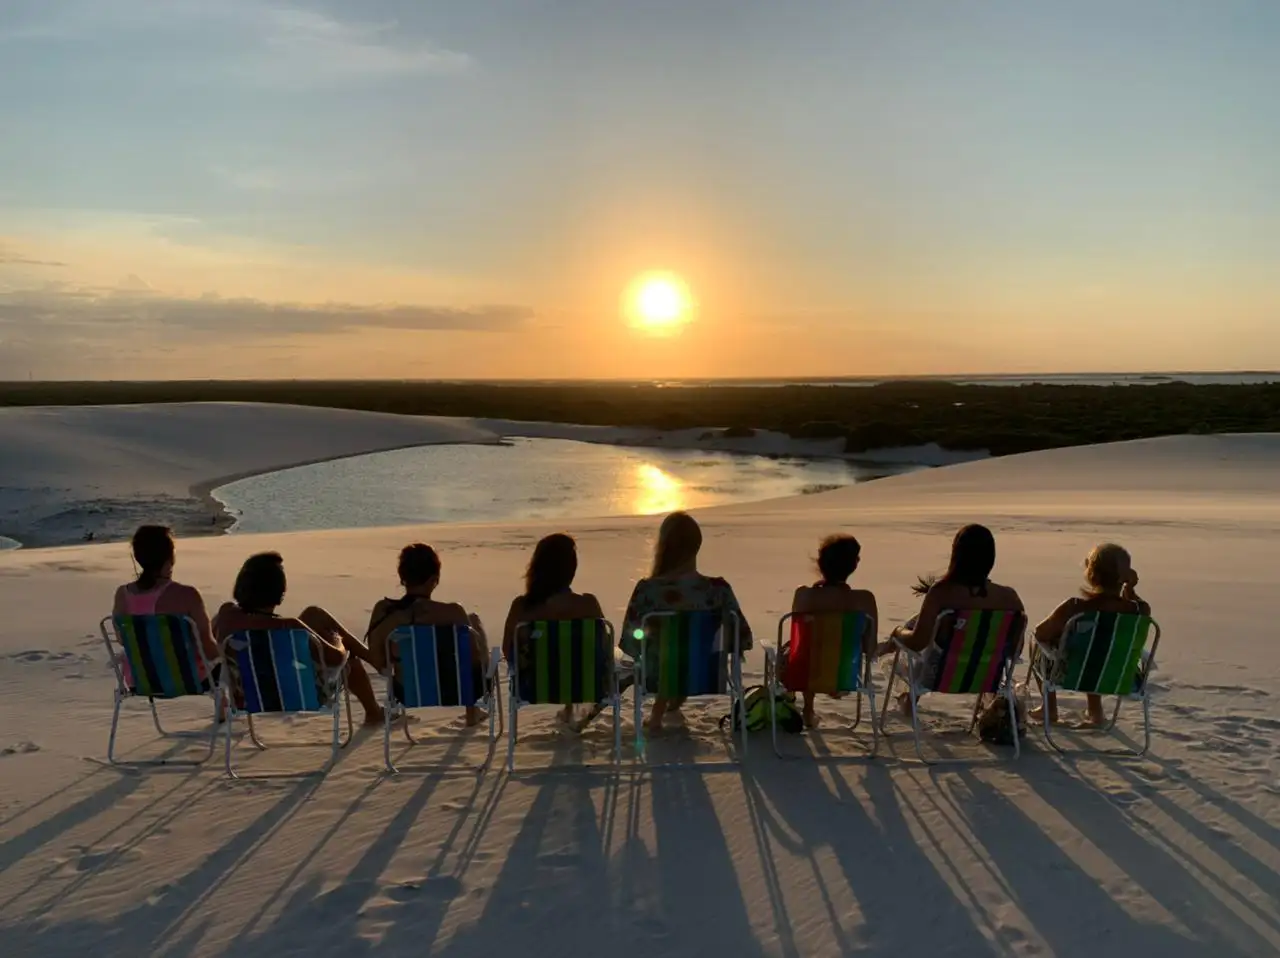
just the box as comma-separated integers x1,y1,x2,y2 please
882,609,1026,763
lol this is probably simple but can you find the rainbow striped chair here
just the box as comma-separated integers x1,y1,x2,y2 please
383,624,503,772
507,618,619,770
220,628,353,778
882,609,1026,763
634,610,745,763
99,613,221,766
1028,611,1161,756
765,611,878,758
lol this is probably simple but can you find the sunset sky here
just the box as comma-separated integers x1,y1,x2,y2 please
1,1,1278,380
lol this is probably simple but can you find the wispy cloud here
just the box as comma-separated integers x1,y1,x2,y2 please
2,0,471,87
0,285,531,338
0,244,67,268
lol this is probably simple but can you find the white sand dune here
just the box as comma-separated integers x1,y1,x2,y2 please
0,421,1277,957
0,403,497,547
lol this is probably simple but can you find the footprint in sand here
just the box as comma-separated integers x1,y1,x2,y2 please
1,741,40,756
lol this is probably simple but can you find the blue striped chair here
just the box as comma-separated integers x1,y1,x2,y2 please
220,627,354,778
383,623,503,772
99,613,221,766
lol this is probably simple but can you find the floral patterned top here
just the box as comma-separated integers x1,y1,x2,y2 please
619,573,753,658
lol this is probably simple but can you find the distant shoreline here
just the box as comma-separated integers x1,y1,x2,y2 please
2,378,1277,458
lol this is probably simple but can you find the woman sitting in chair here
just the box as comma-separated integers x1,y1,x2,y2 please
365,543,490,726
502,533,604,726
212,552,384,726
113,525,219,681
621,511,753,734
877,524,1024,717
1030,543,1150,727
788,534,879,728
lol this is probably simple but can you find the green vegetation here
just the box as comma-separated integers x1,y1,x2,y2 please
2,380,1278,456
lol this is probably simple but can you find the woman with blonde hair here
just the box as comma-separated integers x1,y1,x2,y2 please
620,511,753,734
1031,543,1150,727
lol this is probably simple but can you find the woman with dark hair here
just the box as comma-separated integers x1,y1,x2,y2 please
788,534,879,727
212,552,385,726
620,512,753,734
502,533,603,724
112,524,219,681
364,543,490,726
1031,543,1150,727
877,524,1024,716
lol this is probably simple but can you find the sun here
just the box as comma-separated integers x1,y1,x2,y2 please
623,272,694,335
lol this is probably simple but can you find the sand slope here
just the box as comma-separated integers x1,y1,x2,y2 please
0,433,1276,956
0,403,496,546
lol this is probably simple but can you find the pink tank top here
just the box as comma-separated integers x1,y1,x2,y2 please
117,581,210,681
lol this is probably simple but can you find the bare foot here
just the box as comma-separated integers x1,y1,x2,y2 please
558,705,575,725
802,709,819,730
1075,712,1107,729
465,707,487,727
1028,706,1059,725
645,719,664,737
897,692,914,720
363,708,387,728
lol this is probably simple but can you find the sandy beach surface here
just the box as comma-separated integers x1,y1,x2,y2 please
0,404,1276,957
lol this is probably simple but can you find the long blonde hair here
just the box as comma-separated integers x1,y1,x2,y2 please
1083,543,1131,596
651,511,702,577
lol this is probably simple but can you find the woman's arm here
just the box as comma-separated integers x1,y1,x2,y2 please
1033,600,1075,650
186,587,218,662
890,590,940,653
618,581,649,659
719,580,753,651
111,585,126,617
862,593,879,657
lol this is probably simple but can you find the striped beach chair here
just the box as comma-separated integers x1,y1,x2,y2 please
764,611,878,758
99,613,221,765
507,618,619,770
383,623,503,772
883,609,1026,763
1028,611,1162,756
220,628,353,778
635,610,745,763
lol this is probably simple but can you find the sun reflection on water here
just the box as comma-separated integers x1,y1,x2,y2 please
633,463,685,515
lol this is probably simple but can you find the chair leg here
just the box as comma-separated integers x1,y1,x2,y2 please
613,694,622,760
322,701,340,774
506,686,518,772
340,688,354,747
149,698,167,737
1007,684,1021,760
967,695,983,734
881,651,900,729
384,698,396,774
634,683,645,761
908,681,929,764
1104,696,1124,733
1138,691,1152,757
851,693,862,732
865,686,879,759
1042,682,1065,754
224,711,238,779
107,689,124,764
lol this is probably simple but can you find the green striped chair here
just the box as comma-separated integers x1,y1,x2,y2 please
1028,611,1161,756
507,618,618,770
634,610,745,763
99,613,221,766
383,623,503,773
221,627,353,779
765,611,878,758
883,608,1027,763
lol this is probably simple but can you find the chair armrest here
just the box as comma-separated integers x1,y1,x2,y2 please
890,635,920,658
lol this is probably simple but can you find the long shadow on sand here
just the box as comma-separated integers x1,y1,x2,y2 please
2,777,317,958
434,741,764,958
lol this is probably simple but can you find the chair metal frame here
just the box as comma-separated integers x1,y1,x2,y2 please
381,623,504,773
220,628,354,779
634,610,744,766
763,611,879,759
99,613,222,767
507,619,621,771
1027,613,1162,757
881,609,1026,764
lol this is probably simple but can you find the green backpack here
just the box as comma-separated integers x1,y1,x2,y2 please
721,685,804,734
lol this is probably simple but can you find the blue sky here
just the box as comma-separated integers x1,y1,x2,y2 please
1,0,1278,378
